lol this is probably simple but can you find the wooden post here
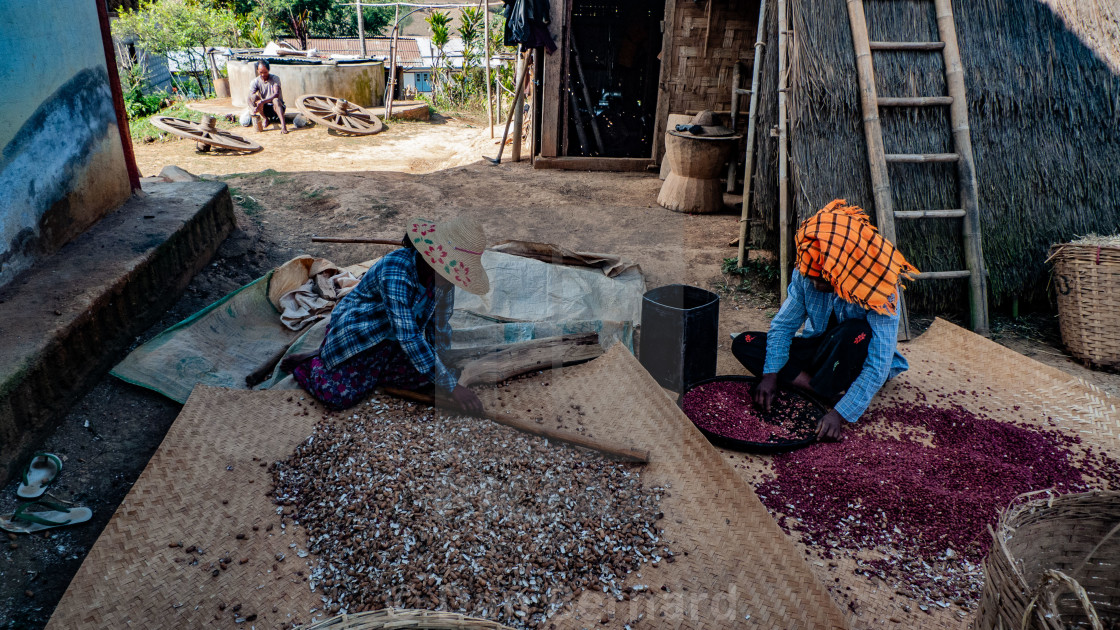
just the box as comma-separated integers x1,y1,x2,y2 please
736,0,768,267
386,5,400,116
511,52,526,162
778,0,791,301
934,0,989,335
356,1,367,57
483,0,494,137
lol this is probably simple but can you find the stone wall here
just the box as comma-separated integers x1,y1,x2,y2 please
0,1,132,288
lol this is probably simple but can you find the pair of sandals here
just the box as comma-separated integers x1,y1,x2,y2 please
0,453,92,534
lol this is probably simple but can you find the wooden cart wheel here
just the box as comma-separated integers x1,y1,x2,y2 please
150,115,263,153
297,94,384,135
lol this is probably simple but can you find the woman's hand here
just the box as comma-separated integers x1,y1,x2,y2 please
754,373,779,412
451,384,484,415
816,409,845,441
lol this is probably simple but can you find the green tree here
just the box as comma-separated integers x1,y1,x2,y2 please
253,0,331,49
114,0,242,96
307,0,392,37
456,6,483,101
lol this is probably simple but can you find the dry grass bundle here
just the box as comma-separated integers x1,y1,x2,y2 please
750,0,1120,313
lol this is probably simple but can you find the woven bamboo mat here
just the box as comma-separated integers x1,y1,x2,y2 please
723,318,1120,630
473,345,848,630
47,388,326,629
49,345,846,630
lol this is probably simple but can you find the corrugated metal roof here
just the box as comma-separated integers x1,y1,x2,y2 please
280,37,423,65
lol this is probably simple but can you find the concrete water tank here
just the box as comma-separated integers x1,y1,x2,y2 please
228,59,385,109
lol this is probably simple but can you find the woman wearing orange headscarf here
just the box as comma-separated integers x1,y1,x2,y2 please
732,200,918,440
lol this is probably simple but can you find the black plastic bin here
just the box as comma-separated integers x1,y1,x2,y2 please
638,284,720,392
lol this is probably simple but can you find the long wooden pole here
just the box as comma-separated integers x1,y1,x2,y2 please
511,52,526,162
934,0,989,335
380,387,650,463
736,0,769,267
482,0,494,137
777,0,790,301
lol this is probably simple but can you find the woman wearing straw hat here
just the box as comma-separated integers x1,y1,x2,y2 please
281,217,489,412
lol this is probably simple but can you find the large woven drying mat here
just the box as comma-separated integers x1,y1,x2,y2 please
47,387,325,628
722,318,1120,630
474,345,848,629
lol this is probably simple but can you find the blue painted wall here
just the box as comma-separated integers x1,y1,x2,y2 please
0,1,132,286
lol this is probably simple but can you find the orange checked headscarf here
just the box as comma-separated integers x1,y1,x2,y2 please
796,200,919,315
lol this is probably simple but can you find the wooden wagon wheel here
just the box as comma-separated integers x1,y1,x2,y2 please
297,94,384,135
150,115,263,153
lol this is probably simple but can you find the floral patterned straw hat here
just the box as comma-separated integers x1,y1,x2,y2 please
406,217,490,295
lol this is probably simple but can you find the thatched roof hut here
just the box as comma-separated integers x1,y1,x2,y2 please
749,0,1120,312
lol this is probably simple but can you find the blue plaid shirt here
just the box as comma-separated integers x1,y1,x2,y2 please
320,248,458,392
763,270,908,422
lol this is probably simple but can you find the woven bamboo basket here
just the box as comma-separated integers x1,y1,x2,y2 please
1048,237,1120,369
973,490,1120,630
302,608,517,630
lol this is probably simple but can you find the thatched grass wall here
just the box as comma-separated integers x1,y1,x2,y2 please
750,0,1120,313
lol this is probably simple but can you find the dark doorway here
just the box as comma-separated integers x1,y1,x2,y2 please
564,0,665,158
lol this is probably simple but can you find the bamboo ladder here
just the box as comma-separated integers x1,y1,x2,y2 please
846,0,990,338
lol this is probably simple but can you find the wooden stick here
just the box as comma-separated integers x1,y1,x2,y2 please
570,36,604,155
311,236,401,245
736,0,769,267
380,386,650,463
485,50,530,164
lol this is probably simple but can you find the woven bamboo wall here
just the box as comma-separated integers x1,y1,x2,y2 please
667,0,758,113
653,0,760,160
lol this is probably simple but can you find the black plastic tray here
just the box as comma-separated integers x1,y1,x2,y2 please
678,375,827,454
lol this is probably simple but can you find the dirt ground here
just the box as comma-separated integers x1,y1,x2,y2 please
2,111,1117,629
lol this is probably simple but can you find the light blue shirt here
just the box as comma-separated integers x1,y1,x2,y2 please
763,270,908,422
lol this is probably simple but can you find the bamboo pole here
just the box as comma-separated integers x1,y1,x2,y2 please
778,0,790,301
726,61,742,193
934,0,989,335
482,0,493,137
846,0,896,242
736,0,769,268
386,5,401,118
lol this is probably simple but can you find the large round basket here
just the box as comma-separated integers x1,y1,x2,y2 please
302,608,516,630
1049,239,1120,369
973,490,1120,630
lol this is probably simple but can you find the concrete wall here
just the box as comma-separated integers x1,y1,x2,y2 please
0,1,132,288
228,60,386,109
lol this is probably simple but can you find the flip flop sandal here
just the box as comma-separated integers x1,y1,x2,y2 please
16,452,63,499
0,500,92,534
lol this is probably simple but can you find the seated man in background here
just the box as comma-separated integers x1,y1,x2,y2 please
732,200,918,440
281,217,488,413
246,60,288,134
